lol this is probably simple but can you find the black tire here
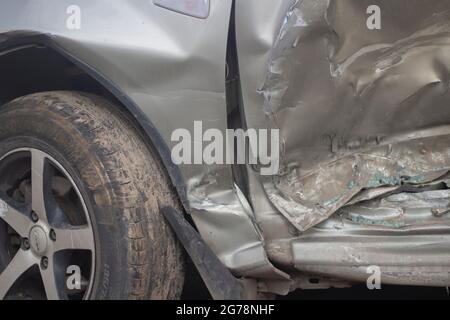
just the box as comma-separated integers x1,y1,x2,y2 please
0,91,184,300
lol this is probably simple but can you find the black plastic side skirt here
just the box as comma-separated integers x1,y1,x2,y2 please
160,206,245,300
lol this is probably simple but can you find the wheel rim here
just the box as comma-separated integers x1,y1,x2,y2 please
0,148,95,300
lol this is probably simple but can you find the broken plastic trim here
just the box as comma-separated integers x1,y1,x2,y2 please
160,205,244,300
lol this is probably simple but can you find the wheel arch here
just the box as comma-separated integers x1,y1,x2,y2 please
0,31,188,208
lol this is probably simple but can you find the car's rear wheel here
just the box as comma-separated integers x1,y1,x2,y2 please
0,91,184,300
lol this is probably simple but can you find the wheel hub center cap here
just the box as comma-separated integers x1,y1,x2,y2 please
29,225,48,255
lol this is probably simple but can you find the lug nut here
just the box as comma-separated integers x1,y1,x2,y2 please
41,257,49,270
21,238,30,250
31,211,39,223
49,229,56,241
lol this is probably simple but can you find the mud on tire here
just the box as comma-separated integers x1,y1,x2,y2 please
0,91,185,300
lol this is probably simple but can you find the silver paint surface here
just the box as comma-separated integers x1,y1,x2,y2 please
2,0,450,289
236,0,450,286
239,0,450,232
0,0,285,279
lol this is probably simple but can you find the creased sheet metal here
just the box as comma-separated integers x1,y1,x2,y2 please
259,0,450,231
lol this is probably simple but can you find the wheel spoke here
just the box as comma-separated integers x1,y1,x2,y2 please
0,148,95,300
40,255,64,300
0,249,36,299
31,149,48,224
0,201,32,237
53,226,95,252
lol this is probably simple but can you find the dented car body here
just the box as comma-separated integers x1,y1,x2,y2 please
1,0,450,298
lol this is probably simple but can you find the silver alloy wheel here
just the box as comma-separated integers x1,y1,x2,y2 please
0,148,95,300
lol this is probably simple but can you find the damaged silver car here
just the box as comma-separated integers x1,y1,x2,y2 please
0,0,450,300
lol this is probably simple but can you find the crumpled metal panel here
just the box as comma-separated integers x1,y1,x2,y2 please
238,0,450,232
340,173,450,228
268,131,450,231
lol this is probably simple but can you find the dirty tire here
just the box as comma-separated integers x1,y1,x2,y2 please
0,91,185,300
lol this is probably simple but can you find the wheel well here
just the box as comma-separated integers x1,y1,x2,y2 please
0,43,187,208
0,38,217,297
0,46,119,107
